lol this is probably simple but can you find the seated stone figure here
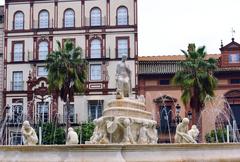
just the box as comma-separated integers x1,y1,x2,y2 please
188,125,199,141
90,118,109,144
174,118,196,144
117,118,135,144
21,120,38,145
138,121,149,144
66,127,79,145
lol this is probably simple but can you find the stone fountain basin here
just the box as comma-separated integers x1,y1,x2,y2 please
0,144,240,162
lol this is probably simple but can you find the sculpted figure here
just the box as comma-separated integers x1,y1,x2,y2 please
188,125,199,141
90,118,109,144
174,118,196,143
118,118,135,144
137,95,146,104
21,120,38,145
116,54,132,98
66,127,79,145
138,121,149,144
147,121,158,144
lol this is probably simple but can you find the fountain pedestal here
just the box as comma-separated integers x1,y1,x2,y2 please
89,98,158,144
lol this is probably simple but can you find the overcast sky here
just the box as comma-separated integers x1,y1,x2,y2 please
1,0,240,56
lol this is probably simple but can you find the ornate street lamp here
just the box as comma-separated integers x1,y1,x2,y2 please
175,104,182,125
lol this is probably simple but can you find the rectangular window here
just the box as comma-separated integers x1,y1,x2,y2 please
63,104,76,123
37,66,48,77
12,71,23,91
88,100,103,121
229,54,240,63
11,98,23,124
37,102,49,123
9,132,23,145
160,80,170,85
13,42,24,62
117,38,129,58
230,79,240,84
90,64,102,81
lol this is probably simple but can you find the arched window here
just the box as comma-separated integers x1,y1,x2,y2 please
90,39,101,58
39,10,49,28
38,41,49,60
90,8,101,26
117,7,128,25
14,11,24,30
64,9,75,27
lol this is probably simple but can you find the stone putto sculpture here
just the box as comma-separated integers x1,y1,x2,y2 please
116,54,132,98
188,125,199,141
66,127,79,145
90,118,109,144
174,118,197,144
138,121,149,144
21,120,38,145
117,118,135,144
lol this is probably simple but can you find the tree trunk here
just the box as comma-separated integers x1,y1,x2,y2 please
65,95,70,138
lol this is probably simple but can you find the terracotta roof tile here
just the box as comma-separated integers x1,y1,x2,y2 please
138,54,221,61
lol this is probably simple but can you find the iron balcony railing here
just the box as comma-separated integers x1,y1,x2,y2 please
33,19,54,29
84,16,107,27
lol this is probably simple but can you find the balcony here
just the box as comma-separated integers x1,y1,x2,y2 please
85,17,107,27
6,114,28,125
10,81,24,91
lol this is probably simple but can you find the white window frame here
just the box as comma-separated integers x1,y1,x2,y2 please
88,100,103,121
117,7,128,25
117,38,129,58
39,10,49,28
37,66,48,77
13,43,23,62
38,41,49,60
90,64,102,81
12,71,23,91
90,39,101,58
64,9,75,28
37,102,49,123
90,8,101,26
229,53,240,63
14,11,24,30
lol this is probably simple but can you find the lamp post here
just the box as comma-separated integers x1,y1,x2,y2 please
175,104,182,125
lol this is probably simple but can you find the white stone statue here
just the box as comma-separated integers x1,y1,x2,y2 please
21,120,38,145
137,95,146,104
174,118,197,144
188,125,199,141
66,127,79,145
138,121,149,144
90,118,109,144
116,54,132,98
147,121,158,144
117,118,135,144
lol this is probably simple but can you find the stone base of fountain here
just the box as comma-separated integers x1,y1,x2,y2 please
1,144,240,162
89,98,158,144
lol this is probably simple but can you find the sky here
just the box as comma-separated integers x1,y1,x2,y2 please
1,0,240,55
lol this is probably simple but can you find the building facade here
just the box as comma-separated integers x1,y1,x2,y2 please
4,0,138,145
0,6,4,117
139,39,240,142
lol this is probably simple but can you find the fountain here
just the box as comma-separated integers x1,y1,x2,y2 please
88,55,158,144
0,58,240,162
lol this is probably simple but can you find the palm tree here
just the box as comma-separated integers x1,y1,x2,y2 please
46,40,87,130
172,44,218,124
